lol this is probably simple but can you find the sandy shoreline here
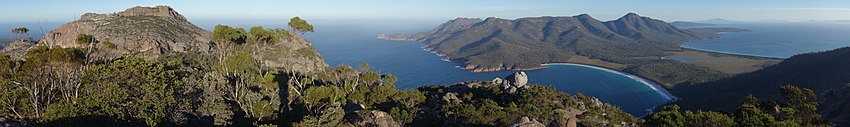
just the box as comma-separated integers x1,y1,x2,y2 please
681,45,786,59
417,43,677,102
541,63,678,101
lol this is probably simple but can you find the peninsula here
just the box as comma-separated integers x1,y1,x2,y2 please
379,13,775,86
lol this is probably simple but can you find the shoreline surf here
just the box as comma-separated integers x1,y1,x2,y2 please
541,63,677,102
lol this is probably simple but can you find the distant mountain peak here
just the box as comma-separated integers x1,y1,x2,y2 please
574,13,596,20
484,17,502,21
619,13,643,20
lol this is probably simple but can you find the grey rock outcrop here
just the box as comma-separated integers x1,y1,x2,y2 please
350,110,401,127
1,40,36,60
507,71,528,87
442,92,463,104
551,108,583,127
819,83,850,125
511,117,545,127
258,32,328,73
495,71,530,94
38,6,212,58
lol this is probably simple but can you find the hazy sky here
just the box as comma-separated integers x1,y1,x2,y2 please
2,0,850,23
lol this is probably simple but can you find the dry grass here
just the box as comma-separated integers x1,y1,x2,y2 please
667,51,781,74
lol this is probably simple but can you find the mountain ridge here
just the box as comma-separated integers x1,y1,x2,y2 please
383,13,722,71
379,13,753,86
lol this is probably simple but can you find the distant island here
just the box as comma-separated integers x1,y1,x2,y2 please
694,18,744,24
379,13,770,86
376,33,422,41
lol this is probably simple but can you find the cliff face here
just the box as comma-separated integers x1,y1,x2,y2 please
38,6,212,58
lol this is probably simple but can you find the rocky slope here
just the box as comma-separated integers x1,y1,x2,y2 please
0,40,37,60
820,84,850,126
38,6,212,58
13,6,328,73
253,32,329,73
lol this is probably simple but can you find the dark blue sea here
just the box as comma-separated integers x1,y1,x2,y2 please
302,22,673,116
683,22,850,58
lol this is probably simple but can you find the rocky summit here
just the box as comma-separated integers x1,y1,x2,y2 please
24,5,329,73
38,6,212,58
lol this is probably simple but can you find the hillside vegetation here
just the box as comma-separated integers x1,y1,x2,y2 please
674,47,850,113
380,13,769,87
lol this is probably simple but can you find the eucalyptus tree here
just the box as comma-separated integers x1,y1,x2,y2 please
288,17,314,35
212,25,247,64
247,26,278,76
11,27,29,41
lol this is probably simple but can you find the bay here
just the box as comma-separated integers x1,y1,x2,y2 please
684,22,850,58
305,23,673,116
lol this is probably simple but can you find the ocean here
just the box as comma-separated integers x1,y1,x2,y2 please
683,22,850,58
304,23,673,116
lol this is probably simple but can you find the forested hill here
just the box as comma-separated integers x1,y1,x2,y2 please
673,47,850,120
380,13,746,86
385,13,719,71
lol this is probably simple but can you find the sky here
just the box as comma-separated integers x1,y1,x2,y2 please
2,0,850,24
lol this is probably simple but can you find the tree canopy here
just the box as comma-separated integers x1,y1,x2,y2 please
645,86,832,127
11,27,28,34
288,17,314,34
213,25,247,44
75,34,97,44
11,27,30,40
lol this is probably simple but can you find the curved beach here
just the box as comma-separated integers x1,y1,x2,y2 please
541,63,677,101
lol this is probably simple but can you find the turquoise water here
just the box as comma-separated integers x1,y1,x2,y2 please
684,22,850,58
305,23,673,116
